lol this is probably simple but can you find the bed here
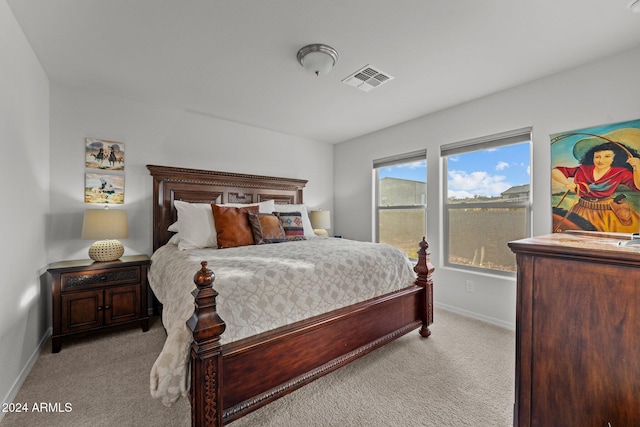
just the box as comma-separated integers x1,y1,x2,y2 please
146,164,434,427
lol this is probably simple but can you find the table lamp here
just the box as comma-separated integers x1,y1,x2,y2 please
81,207,128,261
309,210,331,237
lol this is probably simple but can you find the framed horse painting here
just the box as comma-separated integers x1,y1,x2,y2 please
85,138,125,171
85,173,124,204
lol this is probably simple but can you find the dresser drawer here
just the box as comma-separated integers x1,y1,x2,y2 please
61,266,140,291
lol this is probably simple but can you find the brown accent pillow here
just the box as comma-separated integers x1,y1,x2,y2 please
248,213,286,244
211,204,259,248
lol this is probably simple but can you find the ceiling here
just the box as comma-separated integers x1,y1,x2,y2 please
7,0,640,144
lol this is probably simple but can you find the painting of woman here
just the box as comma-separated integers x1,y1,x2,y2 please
551,123,640,233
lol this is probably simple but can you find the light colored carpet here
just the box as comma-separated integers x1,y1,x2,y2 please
1,309,514,427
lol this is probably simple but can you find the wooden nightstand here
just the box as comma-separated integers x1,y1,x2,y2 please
48,254,151,353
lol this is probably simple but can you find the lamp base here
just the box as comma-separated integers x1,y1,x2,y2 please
89,239,124,262
313,229,329,237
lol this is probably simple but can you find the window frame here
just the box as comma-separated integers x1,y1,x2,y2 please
441,128,532,275
373,150,427,259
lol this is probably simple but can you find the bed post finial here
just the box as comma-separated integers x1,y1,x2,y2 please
414,237,435,338
187,261,226,427
194,261,216,289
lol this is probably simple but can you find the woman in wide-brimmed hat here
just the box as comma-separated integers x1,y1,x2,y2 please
552,128,640,232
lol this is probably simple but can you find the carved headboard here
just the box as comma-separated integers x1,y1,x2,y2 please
147,165,307,252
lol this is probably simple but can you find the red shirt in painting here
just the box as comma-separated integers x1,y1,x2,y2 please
555,164,639,199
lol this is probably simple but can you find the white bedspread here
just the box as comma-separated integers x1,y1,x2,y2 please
148,237,417,405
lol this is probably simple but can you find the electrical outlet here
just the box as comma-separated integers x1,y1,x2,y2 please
465,280,475,293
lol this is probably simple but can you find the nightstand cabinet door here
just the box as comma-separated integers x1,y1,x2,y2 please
61,289,104,333
105,284,140,325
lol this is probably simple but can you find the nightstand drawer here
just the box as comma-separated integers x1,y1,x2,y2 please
61,266,140,291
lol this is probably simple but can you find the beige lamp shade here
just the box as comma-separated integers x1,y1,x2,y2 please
309,210,331,237
82,208,128,261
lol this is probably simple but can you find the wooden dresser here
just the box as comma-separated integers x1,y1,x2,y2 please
48,255,151,353
508,233,640,427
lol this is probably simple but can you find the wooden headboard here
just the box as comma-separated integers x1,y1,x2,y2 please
146,165,308,252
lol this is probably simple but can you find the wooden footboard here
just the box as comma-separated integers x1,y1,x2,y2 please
187,238,434,427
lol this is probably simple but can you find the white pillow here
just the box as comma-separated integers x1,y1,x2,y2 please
171,199,277,250
273,203,316,238
167,233,181,245
174,201,217,250
225,199,275,213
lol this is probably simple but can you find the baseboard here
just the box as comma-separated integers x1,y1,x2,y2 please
0,327,52,422
435,302,515,331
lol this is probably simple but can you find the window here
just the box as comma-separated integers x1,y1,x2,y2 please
374,150,427,259
442,128,531,274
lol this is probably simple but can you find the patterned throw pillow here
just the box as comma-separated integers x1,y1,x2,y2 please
274,211,307,241
248,213,286,244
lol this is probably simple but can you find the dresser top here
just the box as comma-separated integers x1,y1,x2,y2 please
509,231,640,262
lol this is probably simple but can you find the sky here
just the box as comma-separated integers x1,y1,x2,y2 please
378,141,530,199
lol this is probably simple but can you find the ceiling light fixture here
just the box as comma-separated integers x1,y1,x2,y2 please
630,0,640,12
297,44,338,76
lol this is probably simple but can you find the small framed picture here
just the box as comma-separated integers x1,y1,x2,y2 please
85,138,125,171
85,173,124,204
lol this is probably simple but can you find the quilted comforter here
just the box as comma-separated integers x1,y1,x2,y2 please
148,237,417,405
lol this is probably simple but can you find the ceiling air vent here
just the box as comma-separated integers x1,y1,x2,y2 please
342,65,394,92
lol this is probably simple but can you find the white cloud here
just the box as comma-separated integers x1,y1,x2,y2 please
496,161,509,171
405,160,426,169
447,170,511,198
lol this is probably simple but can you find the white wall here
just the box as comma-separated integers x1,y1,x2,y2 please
0,0,50,411
335,46,640,329
2,8,334,409
48,84,334,262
